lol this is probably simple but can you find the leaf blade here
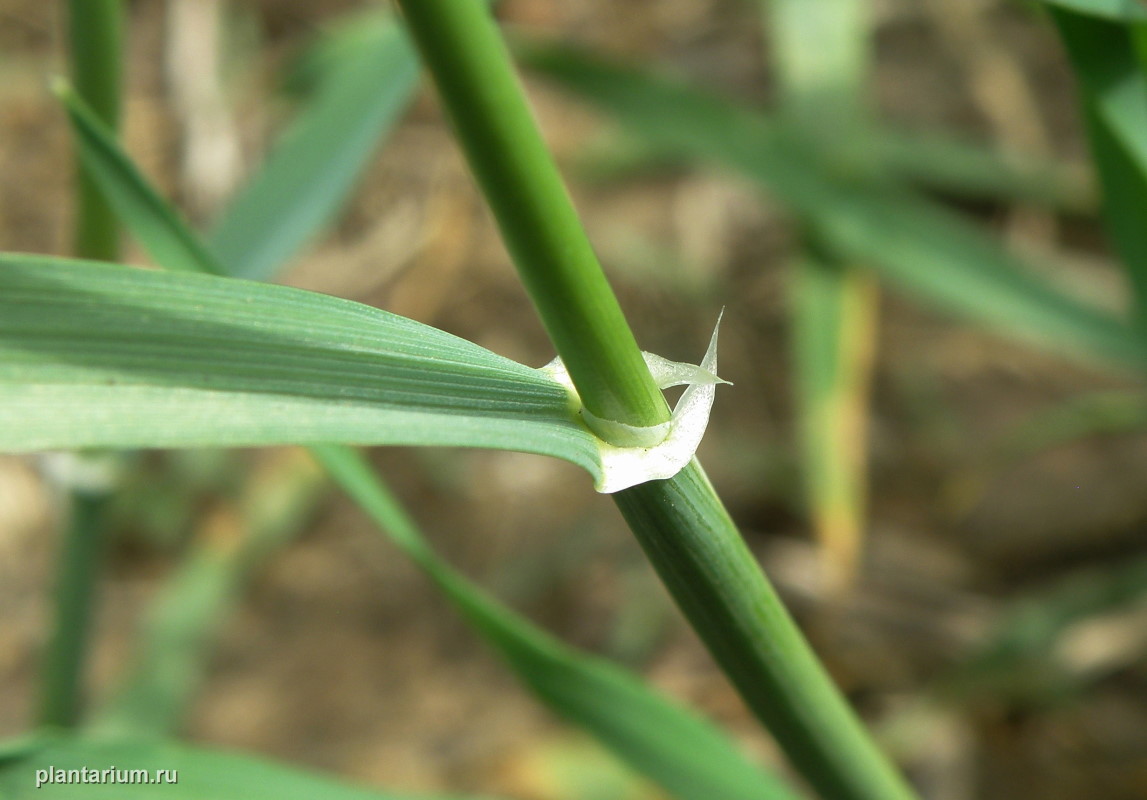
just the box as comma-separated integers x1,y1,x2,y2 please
0,255,598,476
207,15,419,280
522,43,1147,371
1049,8,1147,319
55,83,227,276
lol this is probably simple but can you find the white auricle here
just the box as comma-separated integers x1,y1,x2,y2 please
540,313,730,493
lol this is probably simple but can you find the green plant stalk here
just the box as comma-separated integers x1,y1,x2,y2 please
39,0,124,730
312,445,802,800
68,0,123,261
766,0,879,594
39,492,107,728
395,3,915,797
615,461,917,800
791,259,878,593
765,0,868,149
393,0,668,432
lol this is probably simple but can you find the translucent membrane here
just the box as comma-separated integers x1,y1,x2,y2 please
541,313,729,493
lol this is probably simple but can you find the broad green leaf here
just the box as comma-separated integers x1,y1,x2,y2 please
313,445,801,800
1042,0,1147,22
207,15,418,280
55,84,226,275
0,255,597,475
1049,9,1147,318
54,96,729,493
0,735,492,800
522,43,1147,372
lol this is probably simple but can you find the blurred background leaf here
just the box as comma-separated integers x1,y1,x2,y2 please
521,43,1147,371
1047,7,1147,326
207,13,418,280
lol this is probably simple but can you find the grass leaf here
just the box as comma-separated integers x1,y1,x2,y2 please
1049,8,1147,319
874,129,1095,211
944,552,1147,704
522,43,1147,372
313,445,801,800
0,255,598,476
207,15,419,280
55,84,226,275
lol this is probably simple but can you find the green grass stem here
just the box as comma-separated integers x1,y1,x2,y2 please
39,491,108,729
39,0,125,731
393,0,668,433
395,3,916,797
68,0,123,261
615,462,918,800
765,0,878,593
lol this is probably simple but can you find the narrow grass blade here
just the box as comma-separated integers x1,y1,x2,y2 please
312,445,801,800
55,83,227,275
522,44,1147,371
53,48,727,493
91,451,327,737
0,734,495,800
1048,9,1147,319
790,260,877,593
874,130,1095,211
0,255,598,476
207,15,419,280
576,129,1094,212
